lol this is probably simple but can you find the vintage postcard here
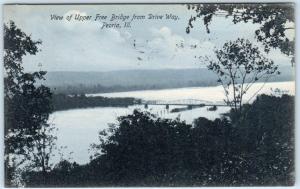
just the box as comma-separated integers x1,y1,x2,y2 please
3,3,295,187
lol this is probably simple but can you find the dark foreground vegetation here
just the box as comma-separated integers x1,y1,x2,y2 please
52,94,141,111
24,94,294,187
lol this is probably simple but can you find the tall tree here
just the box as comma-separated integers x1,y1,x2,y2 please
203,38,279,111
186,3,295,65
4,21,54,186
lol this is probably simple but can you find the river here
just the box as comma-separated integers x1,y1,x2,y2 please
49,81,295,164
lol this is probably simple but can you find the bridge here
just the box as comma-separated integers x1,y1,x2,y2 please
141,99,230,109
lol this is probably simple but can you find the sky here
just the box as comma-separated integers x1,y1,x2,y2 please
3,4,294,72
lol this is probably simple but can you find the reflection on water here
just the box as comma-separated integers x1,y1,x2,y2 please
50,81,295,164
89,81,295,103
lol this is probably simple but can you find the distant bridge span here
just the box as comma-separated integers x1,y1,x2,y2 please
141,99,230,107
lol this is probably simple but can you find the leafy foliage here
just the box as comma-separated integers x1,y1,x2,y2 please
186,3,295,64
204,38,279,111
4,21,54,186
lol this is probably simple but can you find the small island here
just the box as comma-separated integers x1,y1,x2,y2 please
52,93,141,111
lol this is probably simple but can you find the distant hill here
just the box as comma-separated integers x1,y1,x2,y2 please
41,66,294,94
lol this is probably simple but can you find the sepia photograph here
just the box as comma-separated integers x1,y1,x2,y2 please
3,2,296,187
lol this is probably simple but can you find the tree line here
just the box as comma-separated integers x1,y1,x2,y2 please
49,81,218,95
52,94,141,111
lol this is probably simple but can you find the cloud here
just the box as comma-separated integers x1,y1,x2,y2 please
62,10,101,32
133,26,216,66
284,21,295,41
8,5,291,72
105,29,129,43
148,27,184,57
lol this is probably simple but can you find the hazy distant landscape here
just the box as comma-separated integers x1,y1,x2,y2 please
43,66,294,94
